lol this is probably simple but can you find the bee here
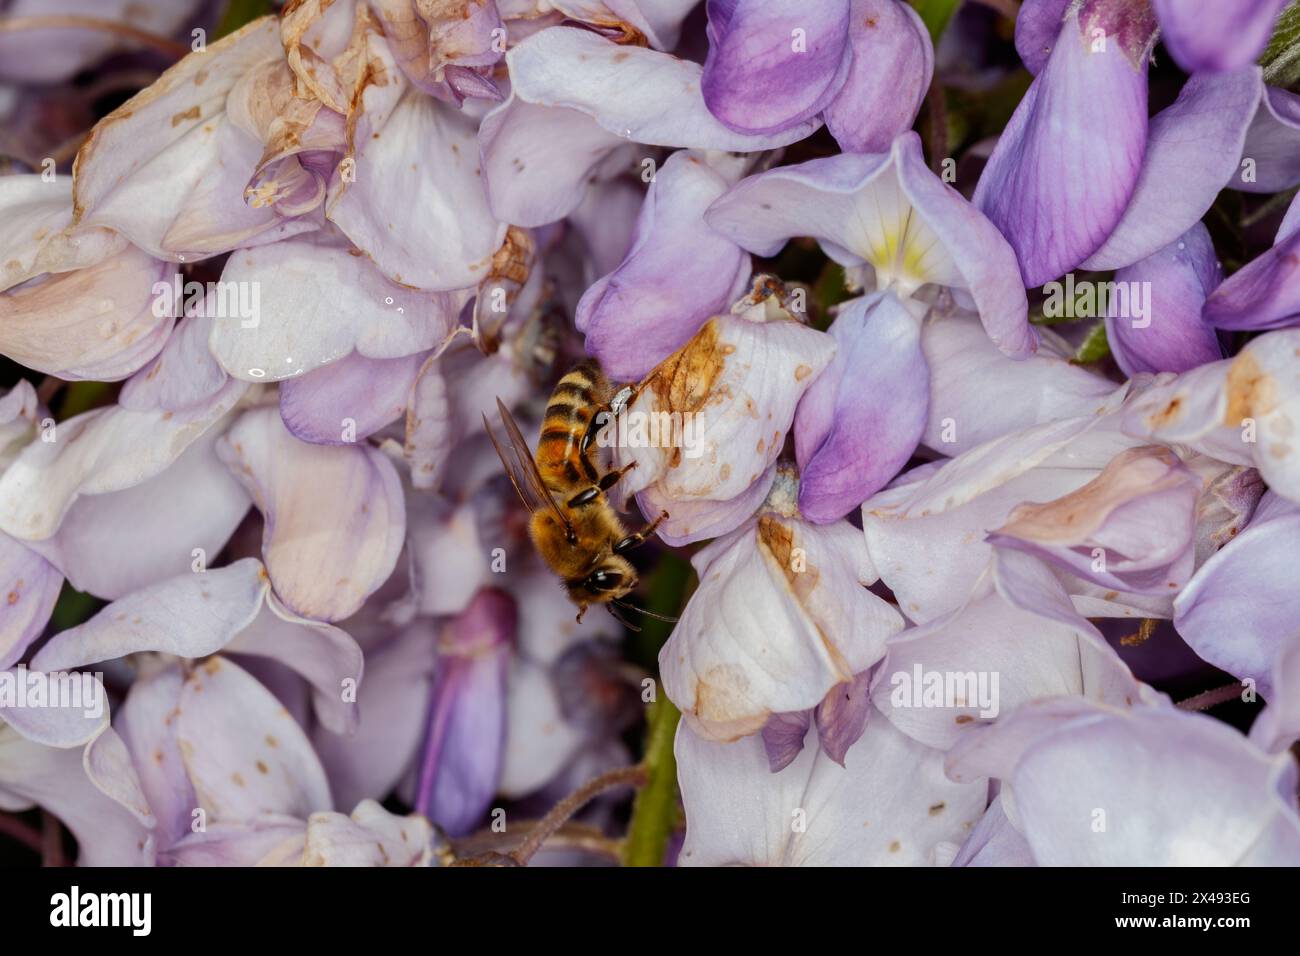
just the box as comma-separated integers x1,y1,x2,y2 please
483,358,671,626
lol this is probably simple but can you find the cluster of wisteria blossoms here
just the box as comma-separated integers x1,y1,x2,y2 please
1,0,1300,870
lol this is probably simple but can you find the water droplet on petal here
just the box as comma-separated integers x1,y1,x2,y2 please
249,368,266,378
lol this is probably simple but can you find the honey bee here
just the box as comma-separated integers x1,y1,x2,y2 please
483,358,671,625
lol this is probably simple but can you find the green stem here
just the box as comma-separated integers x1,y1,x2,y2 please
620,694,682,867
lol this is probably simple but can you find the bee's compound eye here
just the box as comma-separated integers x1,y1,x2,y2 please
587,570,623,592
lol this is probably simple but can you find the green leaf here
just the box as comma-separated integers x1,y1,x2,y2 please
811,262,853,331
217,0,274,39
1073,321,1112,364
50,582,103,634
907,0,964,44
1261,1,1300,87
57,381,112,419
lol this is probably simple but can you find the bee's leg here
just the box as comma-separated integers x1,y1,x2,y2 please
613,510,669,554
578,405,615,457
578,379,647,456
565,462,636,509
598,461,636,491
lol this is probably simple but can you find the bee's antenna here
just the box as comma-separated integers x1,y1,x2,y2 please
606,602,642,631
613,600,678,624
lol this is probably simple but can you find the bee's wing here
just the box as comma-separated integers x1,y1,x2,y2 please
484,398,573,534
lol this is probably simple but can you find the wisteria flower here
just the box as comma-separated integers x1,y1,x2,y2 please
4,0,1300,881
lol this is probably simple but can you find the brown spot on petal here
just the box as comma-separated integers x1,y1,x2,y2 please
171,105,201,127
647,319,726,416
1224,351,1276,426
488,226,533,287
794,364,812,381
1147,396,1181,429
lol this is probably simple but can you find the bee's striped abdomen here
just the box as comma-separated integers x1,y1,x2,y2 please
536,360,610,488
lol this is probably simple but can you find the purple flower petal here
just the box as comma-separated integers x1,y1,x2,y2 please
814,667,873,766
0,379,247,542
72,19,311,261
329,93,506,291
871,561,1143,751
921,318,1116,456
708,133,1033,356
676,710,985,865
823,0,933,153
661,513,903,741
578,151,751,380
1083,67,1262,271
0,535,62,670
479,25,821,227
632,462,777,547
614,296,836,520
1014,0,1073,75
1152,0,1288,74
0,247,173,381
1120,330,1300,502
795,291,930,523
302,800,438,866
701,0,851,135
988,445,1202,595
175,656,333,820
117,666,198,848
280,350,425,446
120,313,230,414
213,233,467,382
1203,198,1300,331
973,7,1150,286
1174,493,1300,701
225,593,366,736
32,560,268,671
0,667,108,747
761,709,812,772
952,797,1035,866
415,588,514,836
1237,86,1300,193
1251,630,1300,753
1104,223,1224,376
952,700,1300,865
216,407,406,622
0,727,154,865
313,621,438,811
24,427,250,601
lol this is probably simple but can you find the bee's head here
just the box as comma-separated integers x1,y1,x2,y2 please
568,555,636,606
